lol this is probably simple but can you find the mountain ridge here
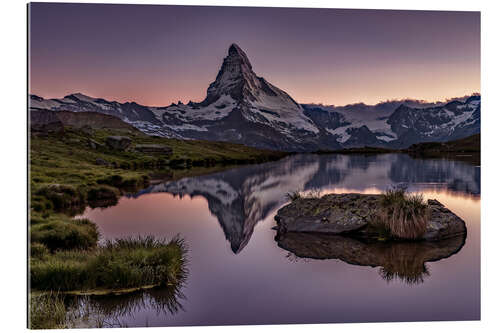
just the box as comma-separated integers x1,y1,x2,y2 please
29,44,480,151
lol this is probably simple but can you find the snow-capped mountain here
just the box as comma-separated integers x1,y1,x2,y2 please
302,95,480,148
149,43,321,151
29,43,480,151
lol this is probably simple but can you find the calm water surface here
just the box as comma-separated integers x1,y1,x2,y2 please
80,154,480,326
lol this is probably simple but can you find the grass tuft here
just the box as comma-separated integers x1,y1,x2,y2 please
286,190,302,201
286,188,322,201
30,236,188,292
378,188,429,239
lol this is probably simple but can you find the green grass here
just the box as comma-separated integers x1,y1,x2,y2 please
28,125,284,326
30,212,99,252
30,236,187,292
378,188,430,239
30,127,287,215
30,127,286,190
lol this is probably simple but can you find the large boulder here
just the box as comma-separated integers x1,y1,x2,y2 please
105,136,132,151
274,193,466,241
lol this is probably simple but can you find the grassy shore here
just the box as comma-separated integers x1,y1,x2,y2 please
312,134,480,165
29,126,288,327
30,127,287,213
30,237,187,292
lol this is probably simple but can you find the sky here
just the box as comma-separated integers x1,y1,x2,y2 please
29,3,480,106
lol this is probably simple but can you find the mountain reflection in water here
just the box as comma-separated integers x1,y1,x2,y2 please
132,154,479,254
82,153,480,326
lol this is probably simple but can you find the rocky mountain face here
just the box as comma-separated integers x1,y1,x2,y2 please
29,44,480,151
30,109,137,135
386,95,481,147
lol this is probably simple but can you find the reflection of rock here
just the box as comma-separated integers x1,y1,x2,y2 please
276,232,466,284
275,194,466,241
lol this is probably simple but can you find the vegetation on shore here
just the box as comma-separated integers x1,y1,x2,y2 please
29,124,289,327
314,146,398,155
312,134,480,165
406,133,480,164
30,124,286,254
30,236,187,292
29,237,188,329
30,127,288,214
30,212,99,252
406,133,480,153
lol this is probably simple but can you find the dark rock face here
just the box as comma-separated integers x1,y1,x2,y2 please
201,43,259,105
30,93,161,125
274,193,466,241
276,232,465,284
343,125,384,147
30,109,137,133
105,136,132,151
303,107,349,130
387,99,481,147
30,109,65,135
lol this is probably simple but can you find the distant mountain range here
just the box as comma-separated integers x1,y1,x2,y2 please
29,43,480,152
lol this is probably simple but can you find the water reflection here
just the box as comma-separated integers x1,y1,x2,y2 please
134,154,479,253
65,285,186,328
276,232,466,285
82,153,480,325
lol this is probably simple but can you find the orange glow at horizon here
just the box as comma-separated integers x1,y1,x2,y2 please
30,4,480,107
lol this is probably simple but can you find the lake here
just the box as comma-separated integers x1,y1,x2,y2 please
78,153,480,327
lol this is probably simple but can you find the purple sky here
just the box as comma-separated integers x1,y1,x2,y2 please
29,3,480,106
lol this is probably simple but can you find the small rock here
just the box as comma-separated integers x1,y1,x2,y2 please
81,125,94,135
95,158,109,166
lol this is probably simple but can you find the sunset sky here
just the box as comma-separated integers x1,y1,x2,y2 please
29,3,480,106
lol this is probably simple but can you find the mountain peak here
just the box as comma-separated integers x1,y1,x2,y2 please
200,43,259,105
227,43,251,67
64,92,97,103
